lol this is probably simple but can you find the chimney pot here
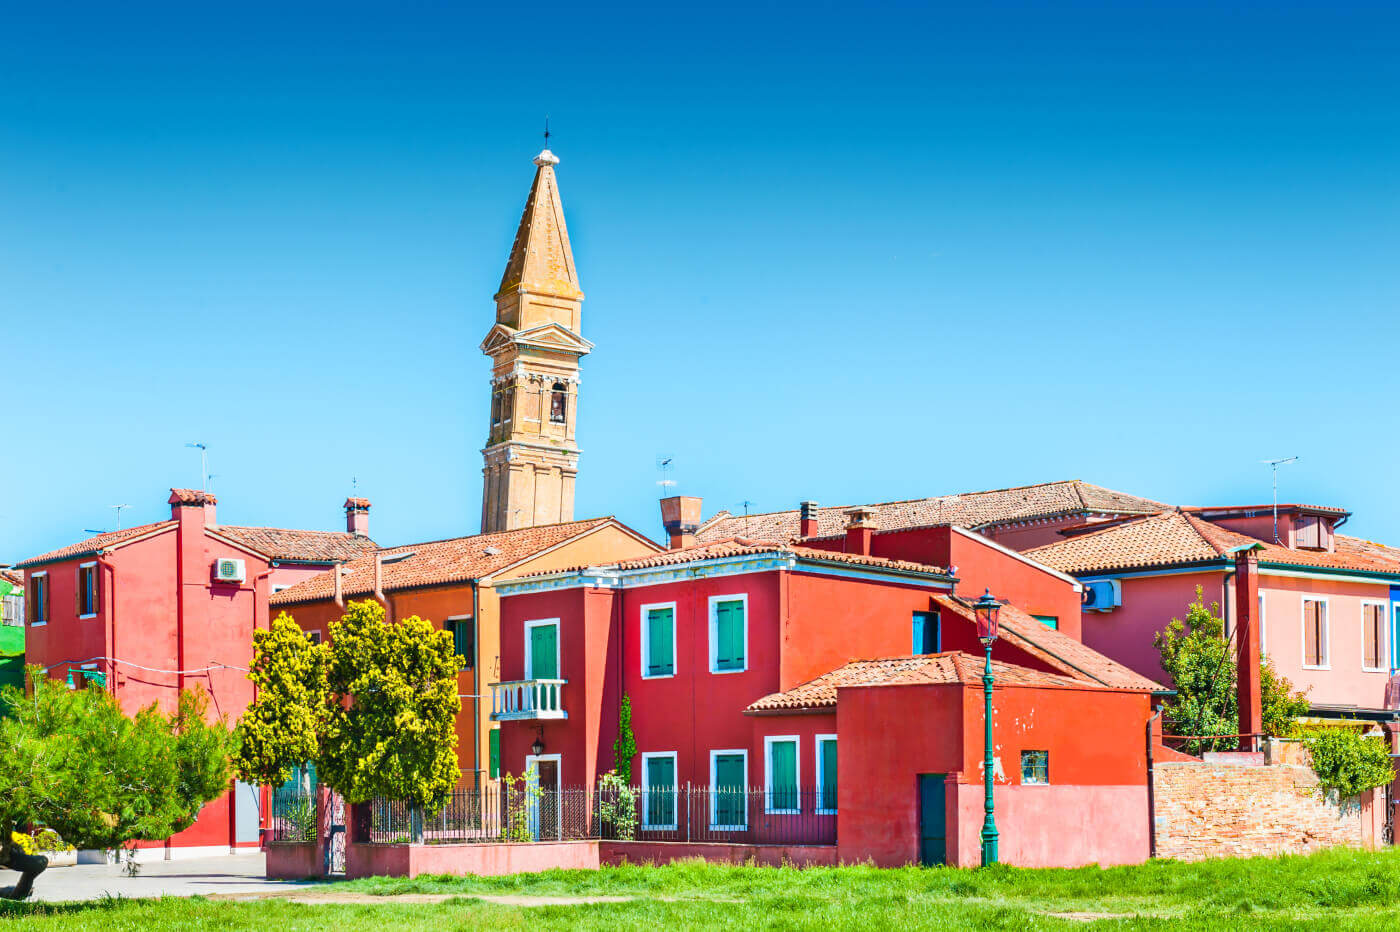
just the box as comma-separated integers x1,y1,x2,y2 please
844,507,878,556
345,497,372,537
660,495,703,550
169,488,217,526
799,501,820,538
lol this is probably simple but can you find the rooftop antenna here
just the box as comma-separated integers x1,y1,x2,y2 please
740,500,755,535
185,442,209,491
111,504,130,531
655,456,675,494
1261,456,1298,543
84,503,132,536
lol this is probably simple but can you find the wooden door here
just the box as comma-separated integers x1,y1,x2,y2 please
918,774,946,866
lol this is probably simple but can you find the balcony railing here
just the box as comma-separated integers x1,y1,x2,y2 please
490,678,568,721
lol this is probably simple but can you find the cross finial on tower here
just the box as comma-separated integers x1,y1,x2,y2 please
543,115,550,148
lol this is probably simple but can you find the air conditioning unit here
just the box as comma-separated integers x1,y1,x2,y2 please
213,558,246,584
1082,579,1121,612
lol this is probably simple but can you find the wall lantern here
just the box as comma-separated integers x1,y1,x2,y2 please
531,733,545,757
973,588,1002,645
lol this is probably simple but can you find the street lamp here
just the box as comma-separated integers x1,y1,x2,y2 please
972,588,1002,866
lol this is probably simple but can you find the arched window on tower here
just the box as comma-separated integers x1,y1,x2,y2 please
550,382,568,424
490,389,502,426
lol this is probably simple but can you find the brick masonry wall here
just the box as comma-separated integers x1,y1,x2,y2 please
1154,761,1373,861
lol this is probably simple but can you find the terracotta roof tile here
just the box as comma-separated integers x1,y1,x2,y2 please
16,521,177,568
270,518,628,605
169,488,217,505
696,480,1164,543
215,526,378,564
0,568,22,587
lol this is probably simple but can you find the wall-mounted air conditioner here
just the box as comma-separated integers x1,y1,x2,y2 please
1082,578,1121,612
213,558,246,584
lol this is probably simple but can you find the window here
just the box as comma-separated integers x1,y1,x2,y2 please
526,619,560,680
642,753,678,829
641,603,675,678
307,630,322,645
1258,592,1267,655
709,596,747,673
490,390,502,426
550,382,568,424
764,736,799,813
816,735,837,813
1032,615,1058,630
1021,750,1049,785
1295,515,1324,550
489,728,500,779
710,750,748,830
1362,602,1387,672
912,611,940,654
77,563,98,617
445,617,475,667
29,573,47,625
1302,598,1328,668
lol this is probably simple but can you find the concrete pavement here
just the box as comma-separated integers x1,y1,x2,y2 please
24,852,321,903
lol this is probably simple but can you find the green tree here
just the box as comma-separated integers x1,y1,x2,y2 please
1155,588,1309,753
0,673,232,895
232,612,328,787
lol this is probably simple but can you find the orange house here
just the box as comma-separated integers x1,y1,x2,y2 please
269,517,660,783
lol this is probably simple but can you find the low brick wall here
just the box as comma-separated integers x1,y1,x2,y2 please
266,842,321,879
1153,761,1381,861
600,841,838,868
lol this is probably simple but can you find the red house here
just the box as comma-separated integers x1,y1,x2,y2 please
14,488,377,859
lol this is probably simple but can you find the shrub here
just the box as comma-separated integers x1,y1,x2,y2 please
1301,725,1395,800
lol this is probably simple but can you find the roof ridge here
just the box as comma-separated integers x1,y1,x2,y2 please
362,517,615,554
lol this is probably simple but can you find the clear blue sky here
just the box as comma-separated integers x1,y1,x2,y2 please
3,1,1397,559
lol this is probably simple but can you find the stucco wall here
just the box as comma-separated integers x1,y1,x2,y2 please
1080,570,1226,686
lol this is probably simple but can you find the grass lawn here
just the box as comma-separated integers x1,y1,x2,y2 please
5,846,1400,929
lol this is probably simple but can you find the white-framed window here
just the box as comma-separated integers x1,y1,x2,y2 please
640,752,678,830
525,618,561,680
709,749,748,830
1361,600,1388,673
815,734,837,814
1301,597,1329,670
29,571,48,626
77,562,98,618
1021,750,1049,785
1258,591,1267,655
763,735,800,814
708,593,748,674
640,601,677,679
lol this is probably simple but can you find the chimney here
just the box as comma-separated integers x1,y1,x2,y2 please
169,488,217,528
844,507,878,556
345,497,371,537
660,495,703,550
1235,550,1262,751
799,501,820,538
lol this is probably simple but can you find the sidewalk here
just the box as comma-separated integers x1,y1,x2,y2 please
26,852,319,903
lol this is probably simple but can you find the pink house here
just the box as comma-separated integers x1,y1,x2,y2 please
14,488,377,858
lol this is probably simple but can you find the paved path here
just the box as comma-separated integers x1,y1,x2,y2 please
27,852,318,903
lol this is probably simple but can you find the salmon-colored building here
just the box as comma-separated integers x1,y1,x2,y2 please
14,488,378,858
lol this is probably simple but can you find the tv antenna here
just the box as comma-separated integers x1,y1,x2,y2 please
85,503,132,536
655,456,675,493
1261,456,1298,543
185,442,209,491
739,500,755,535
111,504,130,531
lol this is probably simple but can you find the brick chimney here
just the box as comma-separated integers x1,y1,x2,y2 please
660,495,703,550
844,507,878,556
169,488,217,528
1235,550,1262,751
799,501,820,538
345,497,371,537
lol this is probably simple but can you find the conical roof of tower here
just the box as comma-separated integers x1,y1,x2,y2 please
496,150,582,301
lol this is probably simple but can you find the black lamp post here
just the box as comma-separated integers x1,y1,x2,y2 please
972,588,1002,867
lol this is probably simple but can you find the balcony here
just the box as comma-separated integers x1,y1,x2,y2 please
490,679,568,722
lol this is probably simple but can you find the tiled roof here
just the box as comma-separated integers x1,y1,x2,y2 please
1026,511,1400,579
746,652,1140,712
16,521,177,568
0,568,22,587
169,488,217,505
216,526,378,564
517,537,952,579
695,480,1165,543
270,518,624,605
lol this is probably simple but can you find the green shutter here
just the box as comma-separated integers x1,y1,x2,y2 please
646,756,676,826
1032,615,1059,630
769,740,797,810
820,740,837,811
452,620,473,663
489,728,500,779
530,623,558,679
713,754,746,827
715,601,744,671
647,608,674,676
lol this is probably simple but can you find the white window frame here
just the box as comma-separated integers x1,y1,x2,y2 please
708,593,749,675
1301,596,1330,670
1258,591,1267,655
708,748,749,830
1393,603,1400,673
763,735,801,815
640,751,679,830
815,734,837,815
1361,599,1389,673
524,617,562,681
1020,749,1050,786
77,562,98,619
30,571,47,626
640,601,677,680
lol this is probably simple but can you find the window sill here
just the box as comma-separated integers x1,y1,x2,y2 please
1362,666,1389,674
709,666,748,675
78,613,97,620
1301,664,1331,671
642,822,678,831
763,807,801,816
1021,781,1051,787
815,808,837,816
641,672,675,680
30,621,47,627
708,824,748,832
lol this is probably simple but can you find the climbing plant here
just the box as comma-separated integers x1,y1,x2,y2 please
612,694,637,784
1301,725,1395,800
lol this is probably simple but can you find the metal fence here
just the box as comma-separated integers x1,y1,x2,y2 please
267,788,318,844
356,784,836,847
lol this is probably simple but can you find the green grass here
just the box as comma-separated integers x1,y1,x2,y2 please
6,847,1400,929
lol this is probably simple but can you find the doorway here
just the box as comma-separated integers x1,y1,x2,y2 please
525,753,562,840
918,774,946,866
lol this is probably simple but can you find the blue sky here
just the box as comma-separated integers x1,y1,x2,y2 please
2,1,1396,558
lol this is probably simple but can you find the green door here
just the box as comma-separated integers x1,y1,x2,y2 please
646,757,676,827
713,754,747,828
530,623,558,679
918,774,946,866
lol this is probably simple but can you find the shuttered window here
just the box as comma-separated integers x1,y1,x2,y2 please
643,754,677,827
817,736,837,812
711,753,747,829
912,611,939,654
30,575,47,624
766,738,798,812
645,607,674,676
1303,599,1328,667
77,565,98,616
444,619,474,667
712,599,746,672
1363,604,1385,670
489,728,500,779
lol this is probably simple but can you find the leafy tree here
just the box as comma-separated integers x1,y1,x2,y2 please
1155,588,1309,753
1301,725,1396,799
612,694,637,784
0,673,232,896
234,600,463,814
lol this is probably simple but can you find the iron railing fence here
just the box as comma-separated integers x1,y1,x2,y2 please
356,784,836,847
267,788,318,844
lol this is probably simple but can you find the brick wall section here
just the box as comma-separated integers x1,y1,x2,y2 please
1154,762,1368,861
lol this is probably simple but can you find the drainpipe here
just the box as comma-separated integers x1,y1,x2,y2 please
372,554,392,621
96,553,117,697
1146,703,1163,859
333,562,344,608
472,579,481,785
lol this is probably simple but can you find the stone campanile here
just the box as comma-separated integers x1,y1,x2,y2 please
479,149,593,532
